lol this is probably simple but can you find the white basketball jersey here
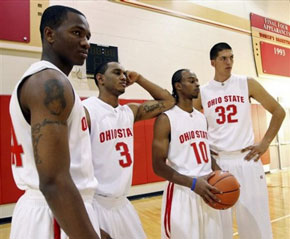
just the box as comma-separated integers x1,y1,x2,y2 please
164,106,212,177
9,60,98,193
83,97,134,197
200,74,254,152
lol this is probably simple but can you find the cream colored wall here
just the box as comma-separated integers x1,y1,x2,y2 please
0,0,47,95
1,0,290,99
0,49,40,95
192,0,290,24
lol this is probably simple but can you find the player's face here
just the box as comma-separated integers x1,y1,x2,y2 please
211,49,234,77
180,70,200,99
52,12,91,67
103,62,127,95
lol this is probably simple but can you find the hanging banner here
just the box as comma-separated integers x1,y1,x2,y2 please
250,13,290,78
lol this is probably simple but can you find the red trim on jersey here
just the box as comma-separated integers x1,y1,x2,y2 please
53,218,61,239
164,182,174,238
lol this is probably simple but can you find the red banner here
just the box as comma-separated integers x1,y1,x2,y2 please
260,41,290,77
251,13,290,39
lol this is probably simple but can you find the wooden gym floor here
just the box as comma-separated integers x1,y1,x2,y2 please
0,170,289,238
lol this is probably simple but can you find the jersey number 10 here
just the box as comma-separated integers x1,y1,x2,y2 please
191,142,209,164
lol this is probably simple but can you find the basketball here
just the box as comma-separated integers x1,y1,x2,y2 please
207,170,240,210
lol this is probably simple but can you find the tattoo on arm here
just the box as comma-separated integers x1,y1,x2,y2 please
32,119,66,164
143,102,165,113
44,79,66,115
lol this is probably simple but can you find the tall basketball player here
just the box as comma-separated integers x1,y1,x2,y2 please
193,42,285,239
9,6,100,239
82,61,175,239
152,69,223,239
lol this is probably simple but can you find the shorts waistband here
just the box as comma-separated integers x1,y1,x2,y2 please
215,150,248,160
25,189,94,202
94,194,127,208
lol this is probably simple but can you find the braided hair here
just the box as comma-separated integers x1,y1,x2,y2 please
171,69,187,102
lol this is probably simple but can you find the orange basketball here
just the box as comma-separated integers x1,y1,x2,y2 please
207,170,240,210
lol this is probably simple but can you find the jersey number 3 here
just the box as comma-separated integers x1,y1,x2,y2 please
115,142,132,168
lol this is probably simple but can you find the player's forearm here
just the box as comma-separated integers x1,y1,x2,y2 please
40,177,99,239
261,106,285,146
153,160,192,188
211,157,221,171
136,100,175,121
136,75,174,101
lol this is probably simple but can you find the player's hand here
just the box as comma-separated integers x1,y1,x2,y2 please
100,229,113,239
125,70,140,87
241,142,269,161
194,173,222,204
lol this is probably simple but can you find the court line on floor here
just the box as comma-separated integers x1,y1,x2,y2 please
233,214,290,236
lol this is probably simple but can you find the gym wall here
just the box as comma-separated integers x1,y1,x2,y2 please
0,0,289,217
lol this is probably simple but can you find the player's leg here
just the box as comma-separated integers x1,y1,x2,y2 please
78,197,101,238
201,201,223,239
216,207,233,239
162,182,202,239
215,154,239,239
10,192,54,239
92,197,114,237
93,195,146,239
234,159,272,239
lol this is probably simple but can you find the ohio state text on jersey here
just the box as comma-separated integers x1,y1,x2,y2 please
200,74,254,152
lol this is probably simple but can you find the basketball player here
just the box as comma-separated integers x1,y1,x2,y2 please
193,42,286,239
9,6,101,239
152,69,223,239
82,61,175,239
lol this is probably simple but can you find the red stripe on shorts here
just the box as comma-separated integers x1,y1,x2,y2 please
164,182,174,238
53,218,61,239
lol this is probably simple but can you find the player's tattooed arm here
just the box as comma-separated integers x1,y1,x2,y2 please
143,102,165,113
32,119,66,164
130,99,175,122
44,79,67,115
30,78,68,164
126,71,175,122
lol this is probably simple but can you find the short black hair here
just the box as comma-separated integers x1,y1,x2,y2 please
93,61,118,87
40,5,85,40
210,42,232,60
171,69,188,101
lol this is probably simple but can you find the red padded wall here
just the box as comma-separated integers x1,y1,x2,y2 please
0,95,24,204
0,0,30,43
144,118,164,183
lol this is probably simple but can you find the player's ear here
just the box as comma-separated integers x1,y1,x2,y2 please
175,82,182,91
96,73,105,86
210,60,215,67
44,26,55,44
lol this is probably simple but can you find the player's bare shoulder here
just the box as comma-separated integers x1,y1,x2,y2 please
247,76,259,94
154,112,171,135
21,69,74,119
